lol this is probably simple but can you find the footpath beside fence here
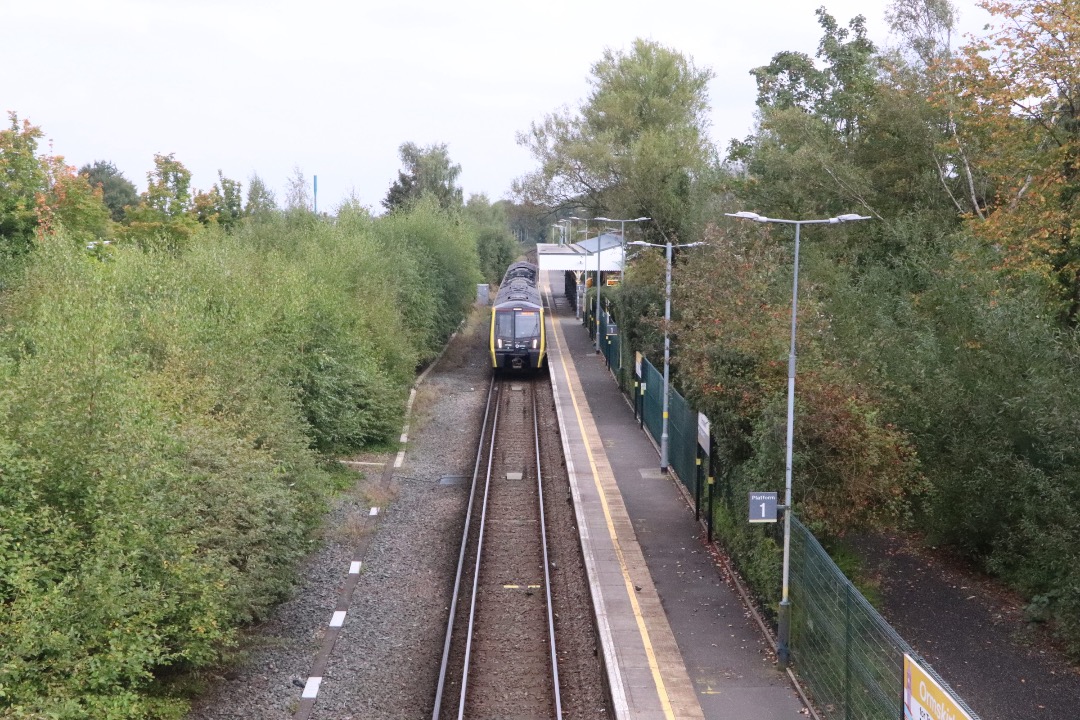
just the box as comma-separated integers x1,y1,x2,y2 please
582,297,980,720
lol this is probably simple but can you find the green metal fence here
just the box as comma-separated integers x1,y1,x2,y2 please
627,353,979,720
583,296,596,341
667,384,697,495
635,356,698,495
599,309,621,371
641,357,664,444
790,517,980,720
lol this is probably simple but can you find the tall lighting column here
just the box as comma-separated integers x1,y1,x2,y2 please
569,216,594,335
595,216,650,363
725,210,870,670
565,213,583,315
594,215,650,272
627,237,704,472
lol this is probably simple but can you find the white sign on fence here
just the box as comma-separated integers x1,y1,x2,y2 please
749,492,778,523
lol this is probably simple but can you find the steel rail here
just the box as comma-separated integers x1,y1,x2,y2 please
456,379,502,719
532,381,564,719
431,375,496,720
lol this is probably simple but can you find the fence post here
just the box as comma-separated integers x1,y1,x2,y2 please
695,452,702,521
707,434,716,543
639,380,645,430
845,582,852,720
633,379,640,421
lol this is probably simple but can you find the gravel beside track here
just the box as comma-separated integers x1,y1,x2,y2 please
185,308,607,719
186,311,494,719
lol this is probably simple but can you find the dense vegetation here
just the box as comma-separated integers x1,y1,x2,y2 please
0,122,518,716
4,0,1080,713
518,0,1080,658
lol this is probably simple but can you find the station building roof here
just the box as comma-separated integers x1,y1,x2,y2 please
535,232,624,273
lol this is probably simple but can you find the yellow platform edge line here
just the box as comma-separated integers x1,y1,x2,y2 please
545,293,677,720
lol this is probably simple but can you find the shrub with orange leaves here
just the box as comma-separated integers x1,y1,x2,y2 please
673,222,922,537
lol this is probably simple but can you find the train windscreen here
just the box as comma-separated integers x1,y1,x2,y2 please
494,310,514,347
515,310,541,342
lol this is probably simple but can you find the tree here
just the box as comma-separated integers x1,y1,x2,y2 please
465,194,520,283
78,160,138,222
41,157,111,242
244,173,277,216
950,0,1080,324
382,142,464,213
121,153,198,251
0,113,47,257
515,39,716,241
0,114,112,255
884,0,990,221
193,171,243,228
285,166,311,212
731,6,973,228
887,0,957,69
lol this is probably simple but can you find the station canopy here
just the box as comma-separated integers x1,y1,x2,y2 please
536,232,624,273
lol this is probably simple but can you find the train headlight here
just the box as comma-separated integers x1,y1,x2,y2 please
532,339,538,349
497,339,503,349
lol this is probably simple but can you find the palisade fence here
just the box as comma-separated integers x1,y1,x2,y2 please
621,348,980,720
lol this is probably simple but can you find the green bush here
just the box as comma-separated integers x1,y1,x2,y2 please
822,226,1080,655
0,202,486,715
371,197,482,360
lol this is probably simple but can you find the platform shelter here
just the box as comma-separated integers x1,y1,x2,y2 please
535,232,624,274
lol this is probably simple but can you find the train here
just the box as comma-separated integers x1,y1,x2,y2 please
489,261,547,372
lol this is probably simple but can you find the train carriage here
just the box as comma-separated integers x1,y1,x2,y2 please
490,262,546,372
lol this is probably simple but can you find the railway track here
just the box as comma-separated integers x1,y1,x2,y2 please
433,374,563,720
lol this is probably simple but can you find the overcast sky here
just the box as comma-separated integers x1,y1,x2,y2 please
5,0,992,214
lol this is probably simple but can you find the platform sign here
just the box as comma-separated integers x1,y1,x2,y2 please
635,351,642,377
904,654,973,720
749,492,778,523
697,413,711,454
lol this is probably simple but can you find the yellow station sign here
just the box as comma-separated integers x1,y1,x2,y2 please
904,654,973,720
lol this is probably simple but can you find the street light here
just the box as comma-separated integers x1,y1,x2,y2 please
627,238,705,473
595,217,650,361
552,221,570,246
568,216,590,320
570,216,604,347
594,215,650,270
725,210,870,670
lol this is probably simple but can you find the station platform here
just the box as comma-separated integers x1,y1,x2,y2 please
542,274,807,720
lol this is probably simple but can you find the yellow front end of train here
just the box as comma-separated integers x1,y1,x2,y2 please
490,305,546,371
489,262,546,372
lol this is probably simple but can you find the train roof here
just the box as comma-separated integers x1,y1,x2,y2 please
501,261,539,285
493,276,542,308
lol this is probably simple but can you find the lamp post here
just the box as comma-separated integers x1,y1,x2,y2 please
553,219,571,245
594,228,603,353
595,217,650,361
570,216,599,342
627,238,704,472
594,215,650,273
725,210,870,669
568,216,590,320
